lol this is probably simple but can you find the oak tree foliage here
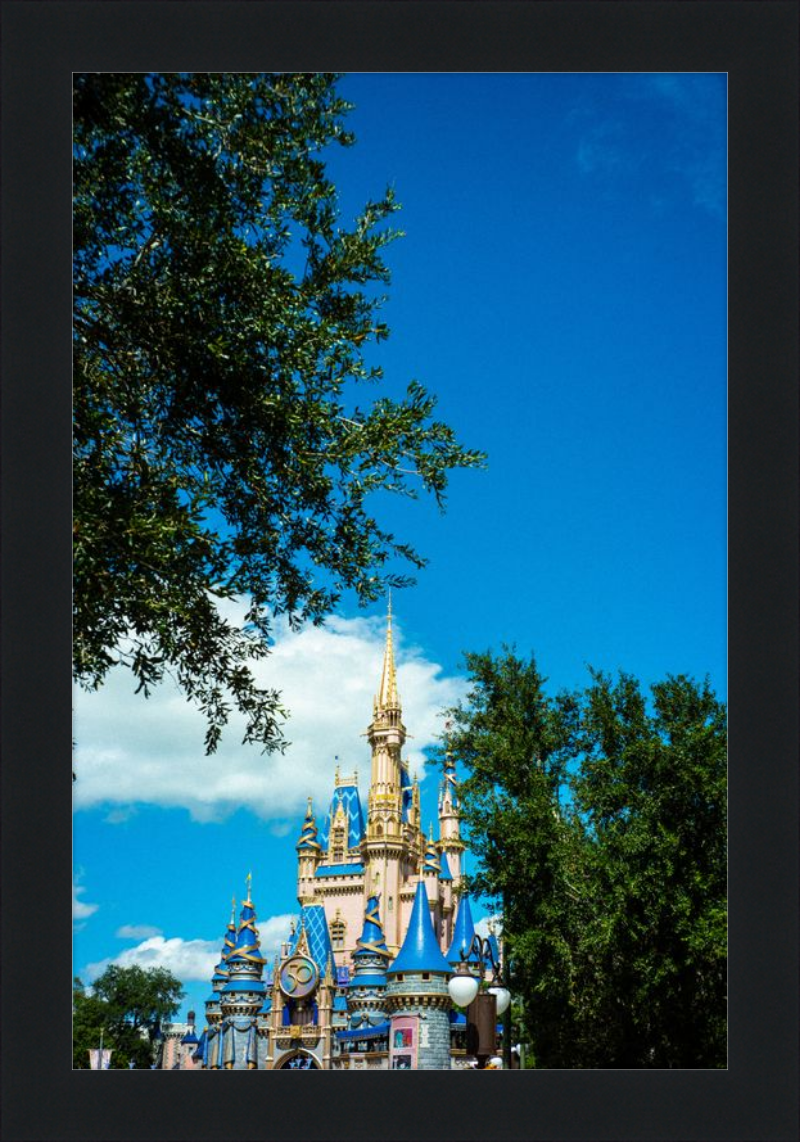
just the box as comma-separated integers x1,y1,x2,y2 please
74,73,484,753
73,965,185,1068
445,649,727,1068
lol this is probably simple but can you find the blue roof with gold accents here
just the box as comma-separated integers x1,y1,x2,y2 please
226,891,266,970
353,895,391,962
319,781,364,850
446,893,479,963
289,904,334,975
388,880,452,976
296,798,322,852
423,833,441,875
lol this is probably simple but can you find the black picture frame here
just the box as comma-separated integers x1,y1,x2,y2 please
2,2,797,1140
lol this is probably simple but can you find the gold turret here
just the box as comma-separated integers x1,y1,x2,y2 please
365,602,407,838
364,601,409,949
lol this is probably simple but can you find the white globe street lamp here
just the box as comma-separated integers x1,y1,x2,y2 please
447,970,480,1008
488,985,511,1016
447,934,513,1068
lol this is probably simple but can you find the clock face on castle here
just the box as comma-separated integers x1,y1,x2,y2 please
279,955,319,1000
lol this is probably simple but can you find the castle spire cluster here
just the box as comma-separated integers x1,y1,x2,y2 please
183,602,484,1071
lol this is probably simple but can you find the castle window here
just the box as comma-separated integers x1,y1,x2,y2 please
331,918,346,951
331,824,345,863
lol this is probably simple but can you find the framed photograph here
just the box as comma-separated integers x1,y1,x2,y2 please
2,2,797,1141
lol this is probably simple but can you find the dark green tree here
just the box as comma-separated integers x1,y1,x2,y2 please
73,966,185,1069
74,72,484,753
444,648,586,1068
572,670,727,1067
445,650,727,1069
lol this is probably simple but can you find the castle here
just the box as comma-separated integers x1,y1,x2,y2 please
160,605,497,1070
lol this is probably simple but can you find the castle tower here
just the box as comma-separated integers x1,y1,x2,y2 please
437,840,455,951
347,894,392,1031
363,601,413,952
216,875,267,1069
385,879,453,1070
200,898,237,1064
289,600,454,975
438,745,464,886
423,824,442,923
178,1011,199,1070
296,797,322,904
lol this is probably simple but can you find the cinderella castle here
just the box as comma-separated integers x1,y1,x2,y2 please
160,605,499,1070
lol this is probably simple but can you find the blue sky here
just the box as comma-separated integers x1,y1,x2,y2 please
73,72,727,1026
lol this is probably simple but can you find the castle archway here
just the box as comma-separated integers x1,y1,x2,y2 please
276,1050,319,1070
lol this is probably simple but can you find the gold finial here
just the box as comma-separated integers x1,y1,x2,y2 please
245,871,252,903
306,796,313,815
230,897,236,924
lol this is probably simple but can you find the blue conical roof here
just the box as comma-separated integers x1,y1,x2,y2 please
423,832,441,875
354,895,391,960
439,853,453,882
446,893,479,963
388,880,452,976
296,798,322,852
227,894,266,969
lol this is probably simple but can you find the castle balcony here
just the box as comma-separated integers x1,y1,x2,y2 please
274,1027,322,1049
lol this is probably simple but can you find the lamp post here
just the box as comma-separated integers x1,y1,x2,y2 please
447,935,511,1069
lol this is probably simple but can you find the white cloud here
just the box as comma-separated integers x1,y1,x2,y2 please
86,937,220,983
85,913,296,982
73,612,466,823
474,913,503,940
73,880,99,927
116,924,163,940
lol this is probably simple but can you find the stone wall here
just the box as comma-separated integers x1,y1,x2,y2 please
386,974,452,1070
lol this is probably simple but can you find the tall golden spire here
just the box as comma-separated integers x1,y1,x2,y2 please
375,594,400,712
